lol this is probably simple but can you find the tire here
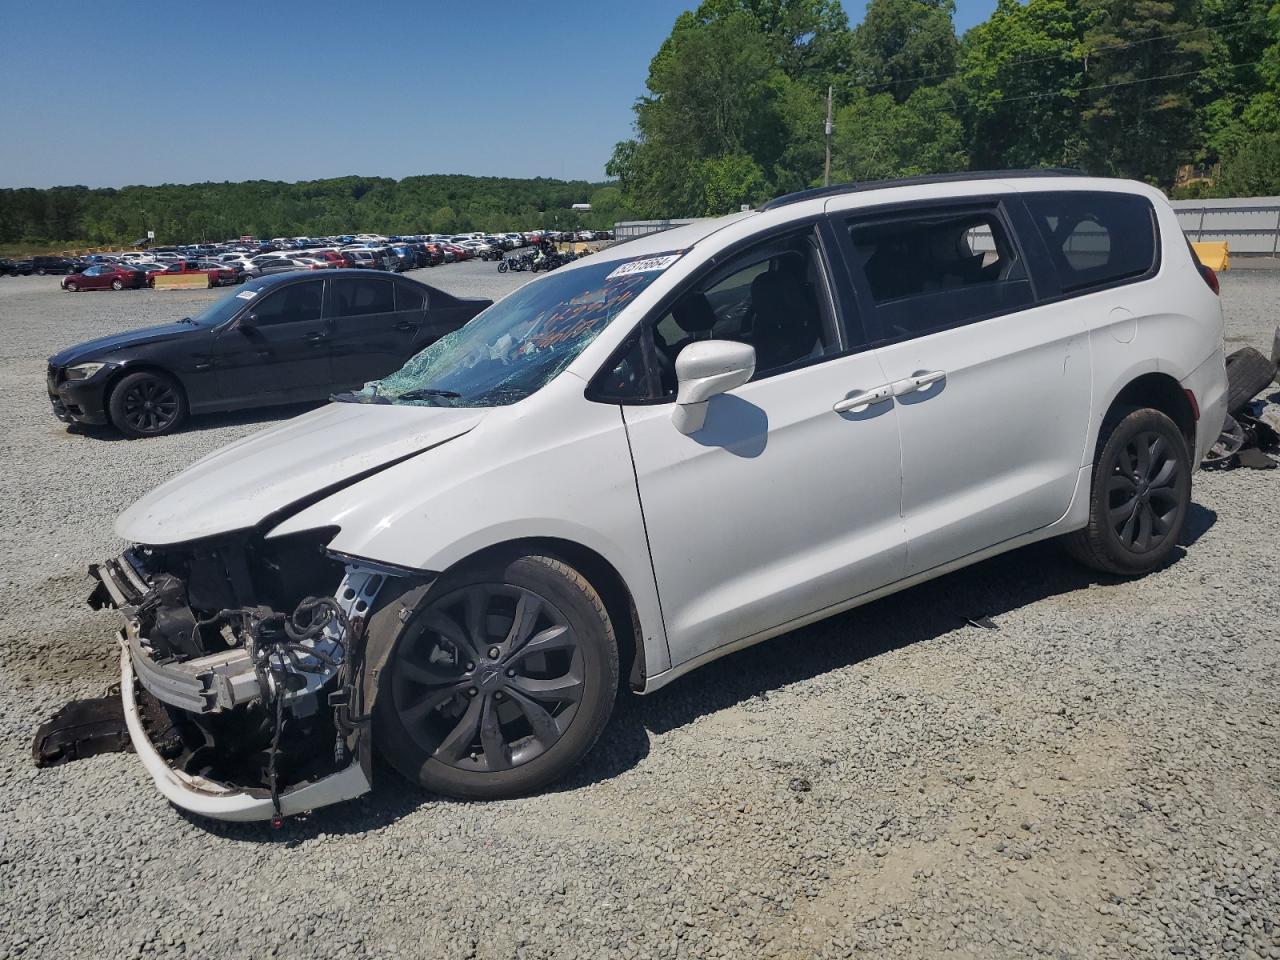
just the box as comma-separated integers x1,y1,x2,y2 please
65,281,78,292
375,553,619,800
36,268,46,276
107,370,187,438
1224,346,1277,413
497,260,508,273
111,278,124,291
1063,407,1191,576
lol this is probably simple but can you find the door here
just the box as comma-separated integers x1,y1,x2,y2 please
80,266,107,289
614,225,907,668
213,278,332,403
326,275,416,388
831,199,1092,576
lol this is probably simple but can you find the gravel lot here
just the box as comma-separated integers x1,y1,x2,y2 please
1,261,1278,960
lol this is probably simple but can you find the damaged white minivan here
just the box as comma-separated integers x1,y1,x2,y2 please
90,172,1228,821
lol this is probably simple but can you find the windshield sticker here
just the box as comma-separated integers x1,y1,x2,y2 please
605,252,683,281
235,289,258,300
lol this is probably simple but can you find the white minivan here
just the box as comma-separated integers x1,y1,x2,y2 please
89,172,1227,821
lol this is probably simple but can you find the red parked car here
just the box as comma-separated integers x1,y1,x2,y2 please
62,264,148,292
145,260,237,288
311,250,354,268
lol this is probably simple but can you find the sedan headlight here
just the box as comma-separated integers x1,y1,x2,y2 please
64,362,109,381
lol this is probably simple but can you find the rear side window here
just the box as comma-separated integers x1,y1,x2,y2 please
331,277,394,317
395,282,426,312
1021,191,1158,294
843,206,1034,341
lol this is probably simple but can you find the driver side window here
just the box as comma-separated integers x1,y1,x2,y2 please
249,279,323,326
596,227,841,400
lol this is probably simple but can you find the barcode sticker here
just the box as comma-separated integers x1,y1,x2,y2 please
605,253,683,281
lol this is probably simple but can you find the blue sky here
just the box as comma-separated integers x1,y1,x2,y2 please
0,0,996,189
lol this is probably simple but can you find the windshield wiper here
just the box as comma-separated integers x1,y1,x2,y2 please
331,390,390,404
396,388,462,403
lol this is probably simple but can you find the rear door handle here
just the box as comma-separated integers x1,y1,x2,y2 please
393,321,416,331
833,384,893,413
891,369,946,397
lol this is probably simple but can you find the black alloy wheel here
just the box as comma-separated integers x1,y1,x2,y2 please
1065,407,1191,575
107,370,187,438
377,555,618,799
1107,430,1183,553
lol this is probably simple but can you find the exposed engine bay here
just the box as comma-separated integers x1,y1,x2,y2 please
87,527,404,822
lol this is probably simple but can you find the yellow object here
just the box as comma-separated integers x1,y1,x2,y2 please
1191,241,1229,272
152,273,211,290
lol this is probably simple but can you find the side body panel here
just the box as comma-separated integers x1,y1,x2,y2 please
270,374,672,677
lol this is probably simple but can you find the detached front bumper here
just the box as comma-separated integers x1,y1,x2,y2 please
118,643,370,822
91,547,386,823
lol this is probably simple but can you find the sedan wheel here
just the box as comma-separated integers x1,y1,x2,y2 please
376,555,618,799
65,281,78,292
111,279,124,290
107,370,187,438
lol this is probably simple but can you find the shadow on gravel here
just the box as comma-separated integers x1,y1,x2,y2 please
63,401,325,442
184,504,1218,841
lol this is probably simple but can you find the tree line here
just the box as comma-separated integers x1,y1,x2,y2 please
607,0,1280,217
0,175,623,249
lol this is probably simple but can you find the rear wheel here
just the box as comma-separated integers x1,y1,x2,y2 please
107,370,187,438
1064,407,1191,576
375,554,618,800
111,278,124,291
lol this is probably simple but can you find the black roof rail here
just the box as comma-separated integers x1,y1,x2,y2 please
757,168,1088,212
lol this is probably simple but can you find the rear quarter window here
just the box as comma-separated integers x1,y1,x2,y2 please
1022,191,1159,295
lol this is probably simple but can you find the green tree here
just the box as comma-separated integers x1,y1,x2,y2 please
830,86,966,181
1077,0,1209,185
849,0,960,102
957,0,1088,169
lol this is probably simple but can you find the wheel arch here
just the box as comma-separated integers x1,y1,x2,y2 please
436,536,647,693
1100,371,1196,456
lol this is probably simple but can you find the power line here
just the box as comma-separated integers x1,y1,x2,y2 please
861,14,1274,92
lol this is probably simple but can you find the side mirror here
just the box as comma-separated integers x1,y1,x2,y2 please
671,340,756,434
239,312,257,329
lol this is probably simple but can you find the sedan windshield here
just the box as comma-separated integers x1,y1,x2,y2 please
188,284,262,326
342,254,676,408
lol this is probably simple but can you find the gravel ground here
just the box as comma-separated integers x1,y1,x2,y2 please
1,261,1278,960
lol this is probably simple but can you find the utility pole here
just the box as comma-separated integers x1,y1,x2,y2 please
823,85,834,187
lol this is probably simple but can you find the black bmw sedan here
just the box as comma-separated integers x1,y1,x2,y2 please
47,270,491,437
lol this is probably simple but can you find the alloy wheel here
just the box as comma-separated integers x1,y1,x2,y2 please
120,376,181,434
1107,430,1182,553
391,583,585,773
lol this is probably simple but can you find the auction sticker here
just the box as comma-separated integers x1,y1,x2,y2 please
606,252,683,281
235,289,258,299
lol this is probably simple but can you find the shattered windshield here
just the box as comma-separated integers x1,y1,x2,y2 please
341,253,679,408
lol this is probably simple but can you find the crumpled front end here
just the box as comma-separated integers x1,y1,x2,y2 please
89,529,404,822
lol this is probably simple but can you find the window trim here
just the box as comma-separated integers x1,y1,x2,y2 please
585,217,866,405
831,196,1040,348
1015,191,1163,305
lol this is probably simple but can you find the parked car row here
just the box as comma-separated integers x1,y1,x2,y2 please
3,228,615,287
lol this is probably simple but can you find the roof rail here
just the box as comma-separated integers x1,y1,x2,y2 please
758,168,1087,212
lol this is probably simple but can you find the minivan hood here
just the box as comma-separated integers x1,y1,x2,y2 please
48,321,197,367
116,402,484,545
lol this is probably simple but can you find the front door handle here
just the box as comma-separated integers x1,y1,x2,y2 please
393,321,416,332
891,369,946,397
833,384,893,413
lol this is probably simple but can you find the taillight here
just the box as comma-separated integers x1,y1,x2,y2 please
1198,263,1219,295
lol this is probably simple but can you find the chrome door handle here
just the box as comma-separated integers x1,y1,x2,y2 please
833,384,893,413
891,369,946,397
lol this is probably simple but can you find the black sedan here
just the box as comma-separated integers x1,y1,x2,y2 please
47,270,490,437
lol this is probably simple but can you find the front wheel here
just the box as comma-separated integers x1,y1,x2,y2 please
497,260,508,273
1064,407,1191,576
65,281,78,292
375,554,618,800
107,370,187,438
